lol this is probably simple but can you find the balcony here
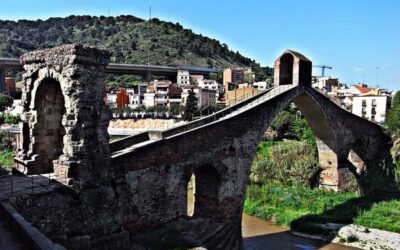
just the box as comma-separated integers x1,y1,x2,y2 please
156,90,168,95
155,98,168,103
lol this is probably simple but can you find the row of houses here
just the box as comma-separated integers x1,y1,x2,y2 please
106,80,219,110
107,67,259,110
313,76,393,124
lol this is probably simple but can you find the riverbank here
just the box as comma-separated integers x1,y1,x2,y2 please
242,214,358,250
244,183,400,249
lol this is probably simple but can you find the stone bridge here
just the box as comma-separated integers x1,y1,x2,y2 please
10,44,396,249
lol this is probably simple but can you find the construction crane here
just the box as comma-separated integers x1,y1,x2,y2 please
313,65,333,77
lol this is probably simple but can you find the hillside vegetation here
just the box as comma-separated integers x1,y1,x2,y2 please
0,15,266,80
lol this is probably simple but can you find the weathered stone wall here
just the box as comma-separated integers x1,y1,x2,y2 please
10,46,395,249
111,84,395,236
14,44,112,189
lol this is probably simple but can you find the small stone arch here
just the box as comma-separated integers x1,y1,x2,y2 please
279,53,294,85
186,164,221,219
14,44,111,187
30,77,66,172
347,138,367,174
274,49,312,86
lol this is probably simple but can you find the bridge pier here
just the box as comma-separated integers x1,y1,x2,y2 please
315,138,344,191
145,71,152,82
0,68,5,93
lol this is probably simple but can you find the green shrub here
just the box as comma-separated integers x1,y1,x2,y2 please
0,150,13,171
0,94,13,112
250,141,320,187
4,114,21,124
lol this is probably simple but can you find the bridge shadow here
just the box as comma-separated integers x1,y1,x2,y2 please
290,192,400,242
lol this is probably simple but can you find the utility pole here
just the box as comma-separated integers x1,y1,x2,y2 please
149,6,152,21
148,5,152,66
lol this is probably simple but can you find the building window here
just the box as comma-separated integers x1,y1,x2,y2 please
362,99,367,107
371,115,375,122
372,99,377,107
371,107,376,115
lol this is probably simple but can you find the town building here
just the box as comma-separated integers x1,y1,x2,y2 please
5,77,16,93
154,82,170,106
167,84,182,108
352,95,389,123
253,81,269,91
349,84,381,96
312,76,339,92
182,86,217,109
143,92,156,107
106,91,118,107
177,70,190,86
190,75,204,85
223,68,245,90
198,79,219,91
116,88,129,108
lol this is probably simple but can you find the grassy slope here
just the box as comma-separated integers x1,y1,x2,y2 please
247,140,400,233
244,183,400,233
0,149,13,171
244,183,356,228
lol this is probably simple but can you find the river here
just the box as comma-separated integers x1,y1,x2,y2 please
242,213,359,250
187,182,357,249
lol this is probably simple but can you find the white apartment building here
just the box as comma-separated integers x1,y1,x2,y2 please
126,88,140,109
198,79,219,91
352,95,388,123
177,70,190,86
143,92,155,107
253,81,268,91
106,93,117,107
182,86,217,109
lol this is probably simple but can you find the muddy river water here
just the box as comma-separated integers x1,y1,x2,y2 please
242,213,359,250
188,180,357,249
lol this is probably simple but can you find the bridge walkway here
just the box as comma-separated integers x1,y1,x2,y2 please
111,84,296,158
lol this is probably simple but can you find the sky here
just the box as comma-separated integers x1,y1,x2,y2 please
0,0,399,90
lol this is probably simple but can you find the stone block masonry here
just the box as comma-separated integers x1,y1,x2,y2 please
9,45,396,249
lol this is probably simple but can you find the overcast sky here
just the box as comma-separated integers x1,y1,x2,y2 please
1,0,399,90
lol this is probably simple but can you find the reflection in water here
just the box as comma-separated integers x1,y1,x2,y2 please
242,214,359,250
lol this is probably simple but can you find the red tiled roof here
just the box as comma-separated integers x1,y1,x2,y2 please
353,85,372,93
168,84,182,95
183,85,199,90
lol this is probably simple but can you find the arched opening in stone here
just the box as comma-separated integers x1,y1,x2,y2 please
186,173,195,217
279,53,294,85
252,92,361,191
342,139,367,192
192,165,220,218
32,78,66,170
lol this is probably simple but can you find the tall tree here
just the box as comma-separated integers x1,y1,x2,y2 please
184,90,197,121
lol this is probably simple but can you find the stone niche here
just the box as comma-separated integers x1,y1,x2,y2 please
14,44,112,189
274,49,312,86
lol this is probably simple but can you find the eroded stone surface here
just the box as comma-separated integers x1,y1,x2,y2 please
9,45,395,249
